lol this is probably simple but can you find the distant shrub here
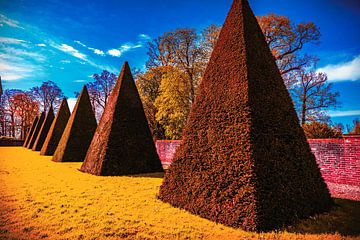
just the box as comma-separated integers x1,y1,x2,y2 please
0,136,15,140
303,122,342,139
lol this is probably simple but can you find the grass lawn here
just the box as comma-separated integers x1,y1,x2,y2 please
0,147,359,240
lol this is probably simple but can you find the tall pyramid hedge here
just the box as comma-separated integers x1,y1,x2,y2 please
52,86,97,162
32,107,55,151
159,0,332,232
80,62,163,176
23,116,39,147
40,98,71,156
27,112,45,149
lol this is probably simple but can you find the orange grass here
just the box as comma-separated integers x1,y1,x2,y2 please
0,147,359,240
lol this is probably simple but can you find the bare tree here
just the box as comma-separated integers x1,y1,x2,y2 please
292,69,339,124
30,81,64,112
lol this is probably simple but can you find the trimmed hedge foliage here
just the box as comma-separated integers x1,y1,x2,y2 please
27,112,45,149
159,0,332,232
52,86,97,162
80,62,163,176
32,107,55,151
40,98,71,156
23,116,39,147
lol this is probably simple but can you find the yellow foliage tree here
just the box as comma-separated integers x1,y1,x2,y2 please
154,67,191,139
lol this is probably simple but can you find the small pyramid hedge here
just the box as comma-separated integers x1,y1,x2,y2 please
23,116,39,147
32,107,55,151
52,86,97,162
159,0,332,232
27,112,45,149
80,62,163,176
40,98,71,156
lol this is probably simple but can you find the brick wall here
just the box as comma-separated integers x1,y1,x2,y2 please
155,136,360,186
308,136,360,186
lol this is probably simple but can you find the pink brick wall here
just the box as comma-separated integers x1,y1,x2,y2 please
155,136,360,186
308,136,360,186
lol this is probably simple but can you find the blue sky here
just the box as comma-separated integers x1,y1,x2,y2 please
0,0,359,128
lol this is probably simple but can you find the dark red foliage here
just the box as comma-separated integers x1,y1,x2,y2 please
40,98,71,156
27,112,45,149
159,0,332,232
52,86,97,162
23,116,39,147
80,62,163,176
32,107,55,151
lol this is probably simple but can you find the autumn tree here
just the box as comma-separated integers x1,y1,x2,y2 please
154,67,192,139
136,67,167,139
31,81,64,112
347,119,360,134
11,92,39,139
292,68,339,125
257,14,321,88
302,121,342,139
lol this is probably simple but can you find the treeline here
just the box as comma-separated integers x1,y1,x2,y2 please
136,14,343,139
2,14,359,140
0,81,64,139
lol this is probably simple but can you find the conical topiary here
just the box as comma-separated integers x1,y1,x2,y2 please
23,116,39,147
32,106,55,151
52,86,97,162
40,98,71,156
159,0,332,232
80,62,163,176
27,112,45,149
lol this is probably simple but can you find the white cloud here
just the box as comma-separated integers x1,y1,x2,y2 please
74,40,87,47
74,80,86,83
0,37,27,44
138,33,151,40
107,49,121,57
56,43,87,60
106,43,143,58
1,47,46,62
0,14,24,29
0,60,38,81
92,48,105,56
317,55,360,82
67,98,77,112
37,43,46,47
329,110,360,117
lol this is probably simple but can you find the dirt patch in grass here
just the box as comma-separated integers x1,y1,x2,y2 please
0,147,359,240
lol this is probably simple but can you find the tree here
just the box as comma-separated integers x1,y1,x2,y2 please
257,14,321,88
85,70,117,120
30,81,64,112
302,121,342,139
347,119,360,134
11,92,39,139
292,68,339,124
201,24,222,62
146,28,207,103
154,67,191,139
136,67,168,139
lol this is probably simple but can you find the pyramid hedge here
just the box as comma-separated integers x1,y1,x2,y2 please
27,112,45,149
23,116,39,147
52,86,97,162
80,62,163,176
159,0,332,232
40,98,71,156
32,107,55,151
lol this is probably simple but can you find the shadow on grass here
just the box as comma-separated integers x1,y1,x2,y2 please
286,198,360,236
130,172,165,179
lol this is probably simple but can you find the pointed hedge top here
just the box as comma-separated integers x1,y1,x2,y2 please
80,61,163,176
52,84,97,162
40,97,71,156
